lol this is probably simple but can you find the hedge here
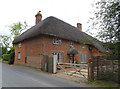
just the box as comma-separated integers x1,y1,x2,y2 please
8,51,15,64
2,54,10,61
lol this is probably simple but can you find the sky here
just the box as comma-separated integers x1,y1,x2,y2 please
0,0,96,36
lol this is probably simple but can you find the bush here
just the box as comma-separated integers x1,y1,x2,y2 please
8,47,15,64
2,54,10,61
8,51,15,64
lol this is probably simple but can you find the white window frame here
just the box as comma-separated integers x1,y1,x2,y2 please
18,52,21,60
52,52,63,63
18,42,21,48
80,54,87,63
53,38,62,45
81,44,86,48
70,41,74,46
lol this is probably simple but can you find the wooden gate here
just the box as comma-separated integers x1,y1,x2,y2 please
57,63,93,81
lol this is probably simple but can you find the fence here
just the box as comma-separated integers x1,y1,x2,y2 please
91,55,120,83
57,63,94,81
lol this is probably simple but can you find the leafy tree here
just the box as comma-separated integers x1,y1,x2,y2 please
9,21,28,39
103,42,120,55
88,0,120,55
2,47,7,55
0,35,11,48
0,21,28,62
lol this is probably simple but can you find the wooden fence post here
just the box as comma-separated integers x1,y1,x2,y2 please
88,59,94,81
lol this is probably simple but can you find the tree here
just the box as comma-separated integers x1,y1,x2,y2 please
2,47,7,55
10,21,28,39
0,35,11,58
88,0,120,55
0,35,11,48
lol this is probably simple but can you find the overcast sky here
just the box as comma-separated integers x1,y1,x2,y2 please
0,0,96,36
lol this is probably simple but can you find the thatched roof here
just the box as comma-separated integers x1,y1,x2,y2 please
13,16,107,53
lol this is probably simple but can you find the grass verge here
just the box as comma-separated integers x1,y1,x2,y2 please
0,59,8,64
0,59,2,62
84,80,119,87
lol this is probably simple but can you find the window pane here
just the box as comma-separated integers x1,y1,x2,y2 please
18,52,21,60
70,41,74,46
80,54,87,63
52,52,63,64
58,52,63,63
53,38,62,45
81,44,86,48
18,42,21,48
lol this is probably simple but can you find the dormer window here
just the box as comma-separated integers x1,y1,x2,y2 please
53,38,62,45
18,42,21,48
81,44,86,48
70,41,74,46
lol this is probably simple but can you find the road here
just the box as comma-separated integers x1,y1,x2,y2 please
1,63,87,87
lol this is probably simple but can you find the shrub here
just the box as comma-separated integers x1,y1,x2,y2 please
2,54,10,61
8,47,15,64
8,51,15,64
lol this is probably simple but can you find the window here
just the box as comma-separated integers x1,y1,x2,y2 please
81,44,86,48
18,52,21,60
53,38,62,45
52,52,63,63
80,54,87,63
69,41,74,46
18,42,21,48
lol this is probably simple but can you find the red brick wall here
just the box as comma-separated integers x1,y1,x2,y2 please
14,41,26,63
14,35,107,67
14,35,43,67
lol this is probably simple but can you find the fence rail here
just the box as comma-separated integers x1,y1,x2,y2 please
57,63,89,80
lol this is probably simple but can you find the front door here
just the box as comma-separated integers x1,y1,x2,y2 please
70,54,74,63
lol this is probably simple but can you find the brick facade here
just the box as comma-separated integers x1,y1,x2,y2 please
14,35,107,68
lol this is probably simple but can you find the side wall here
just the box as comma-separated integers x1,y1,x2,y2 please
14,35,44,68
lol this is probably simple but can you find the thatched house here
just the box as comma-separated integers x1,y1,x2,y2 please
13,11,108,68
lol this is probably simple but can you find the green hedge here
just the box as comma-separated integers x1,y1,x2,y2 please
2,54,10,61
8,51,15,64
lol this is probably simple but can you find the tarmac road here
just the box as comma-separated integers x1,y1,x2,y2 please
1,63,88,87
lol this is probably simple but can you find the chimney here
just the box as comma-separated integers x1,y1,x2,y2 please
35,11,42,24
77,23,82,31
